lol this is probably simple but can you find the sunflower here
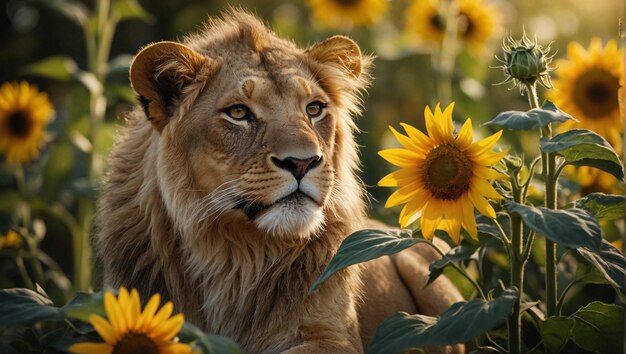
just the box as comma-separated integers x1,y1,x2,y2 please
548,38,624,192
307,0,388,28
0,81,53,164
0,230,22,250
69,288,194,354
378,103,507,243
405,0,498,50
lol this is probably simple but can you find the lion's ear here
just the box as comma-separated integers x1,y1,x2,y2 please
130,41,207,132
307,35,362,78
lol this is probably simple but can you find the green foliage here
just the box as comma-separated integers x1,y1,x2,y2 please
505,201,602,251
368,288,518,353
483,101,573,130
577,240,626,294
540,129,624,180
540,302,624,354
310,228,421,292
61,292,105,321
571,193,626,221
0,288,65,326
179,323,244,354
23,56,78,81
427,245,475,285
539,317,574,354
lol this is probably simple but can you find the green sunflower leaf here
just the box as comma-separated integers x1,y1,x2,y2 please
310,228,421,293
22,56,78,81
570,193,626,221
483,101,573,130
569,302,624,354
0,288,65,326
505,202,601,251
367,287,518,353
540,129,624,181
577,240,626,294
427,245,475,286
61,291,106,322
179,322,244,354
539,316,575,354
111,0,154,23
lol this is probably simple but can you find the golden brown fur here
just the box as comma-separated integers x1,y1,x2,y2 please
97,10,463,353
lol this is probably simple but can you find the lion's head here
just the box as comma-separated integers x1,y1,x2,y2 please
127,12,371,241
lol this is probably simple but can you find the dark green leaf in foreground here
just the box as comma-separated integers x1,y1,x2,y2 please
570,302,624,354
0,288,65,326
483,101,573,130
179,322,244,354
427,245,475,285
368,287,518,354
571,193,626,221
23,56,78,81
62,292,106,322
505,201,601,251
310,229,420,292
539,317,575,354
577,240,626,294
540,129,624,181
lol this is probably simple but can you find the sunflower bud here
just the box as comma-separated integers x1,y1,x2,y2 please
496,32,555,93
503,154,523,173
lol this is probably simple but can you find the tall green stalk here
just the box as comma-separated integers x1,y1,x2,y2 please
508,168,525,354
74,0,116,291
524,82,558,316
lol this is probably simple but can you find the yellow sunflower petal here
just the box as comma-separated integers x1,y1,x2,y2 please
68,342,113,354
400,122,434,148
455,118,474,149
378,168,419,187
420,200,443,239
88,314,118,344
466,130,503,156
137,293,161,330
385,181,423,208
379,149,424,168
104,292,127,333
150,301,174,328
398,189,431,227
149,313,185,341
460,195,478,240
473,165,508,180
389,126,427,155
127,289,141,330
159,342,195,354
468,188,496,219
475,150,508,166
471,178,503,200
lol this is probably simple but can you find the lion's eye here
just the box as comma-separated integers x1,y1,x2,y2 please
224,104,251,121
306,101,326,119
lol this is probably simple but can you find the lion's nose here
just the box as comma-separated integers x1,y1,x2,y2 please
271,155,322,182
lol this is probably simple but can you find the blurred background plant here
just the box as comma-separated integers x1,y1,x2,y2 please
0,0,623,353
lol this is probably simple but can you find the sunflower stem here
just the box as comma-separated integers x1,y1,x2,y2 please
525,82,558,317
508,183,525,354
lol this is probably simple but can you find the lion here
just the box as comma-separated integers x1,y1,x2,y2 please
97,10,464,354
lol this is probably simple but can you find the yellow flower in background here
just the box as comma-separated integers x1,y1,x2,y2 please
69,288,193,354
548,38,624,192
378,103,507,243
405,0,498,50
0,81,54,164
0,230,22,250
307,0,388,28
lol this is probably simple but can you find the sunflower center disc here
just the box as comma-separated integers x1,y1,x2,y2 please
422,144,472,200
573,68,620,118
458,12,475,37
7,111,31,138
113,332,159,354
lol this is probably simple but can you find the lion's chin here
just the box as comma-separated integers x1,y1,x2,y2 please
254,196,324,239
